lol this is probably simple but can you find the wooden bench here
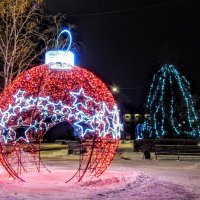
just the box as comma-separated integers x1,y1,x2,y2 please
155,145,200,160
66,141,86,155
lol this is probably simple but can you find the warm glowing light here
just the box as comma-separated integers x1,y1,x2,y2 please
112,87,119,93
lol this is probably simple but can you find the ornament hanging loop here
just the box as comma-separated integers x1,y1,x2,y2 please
56,29,72,51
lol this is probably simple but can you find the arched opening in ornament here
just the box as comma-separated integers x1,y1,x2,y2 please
43,121,76,143
40,121,81,176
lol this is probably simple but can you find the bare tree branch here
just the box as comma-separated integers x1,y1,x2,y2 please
0,0,71,89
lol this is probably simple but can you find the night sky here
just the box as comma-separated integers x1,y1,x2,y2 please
45,0,200,112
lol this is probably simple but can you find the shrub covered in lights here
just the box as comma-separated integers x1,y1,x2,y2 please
138,64,200,139
135,122,152,139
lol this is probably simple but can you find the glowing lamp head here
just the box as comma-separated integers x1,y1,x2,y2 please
112,86,119,93
45,50,74,69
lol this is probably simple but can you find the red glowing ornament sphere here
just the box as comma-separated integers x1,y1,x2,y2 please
0,31,121,181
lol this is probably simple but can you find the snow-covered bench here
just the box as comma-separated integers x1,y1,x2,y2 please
155,145,200,160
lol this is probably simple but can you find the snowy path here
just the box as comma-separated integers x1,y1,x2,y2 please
1,154,200,200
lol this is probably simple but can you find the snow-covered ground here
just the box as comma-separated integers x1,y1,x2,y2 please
1,150,200,199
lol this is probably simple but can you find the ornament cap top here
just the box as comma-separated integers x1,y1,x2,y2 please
45,29,74,69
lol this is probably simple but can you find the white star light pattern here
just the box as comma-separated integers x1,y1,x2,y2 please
0,89,122,143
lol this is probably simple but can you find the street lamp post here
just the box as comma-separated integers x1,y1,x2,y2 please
109,84,148,141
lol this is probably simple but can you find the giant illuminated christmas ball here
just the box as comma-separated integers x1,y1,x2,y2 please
0,30,121,182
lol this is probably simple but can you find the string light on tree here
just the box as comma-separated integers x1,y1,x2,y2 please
139,64,200,139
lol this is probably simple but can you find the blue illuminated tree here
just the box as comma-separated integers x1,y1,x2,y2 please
143,64,200,139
